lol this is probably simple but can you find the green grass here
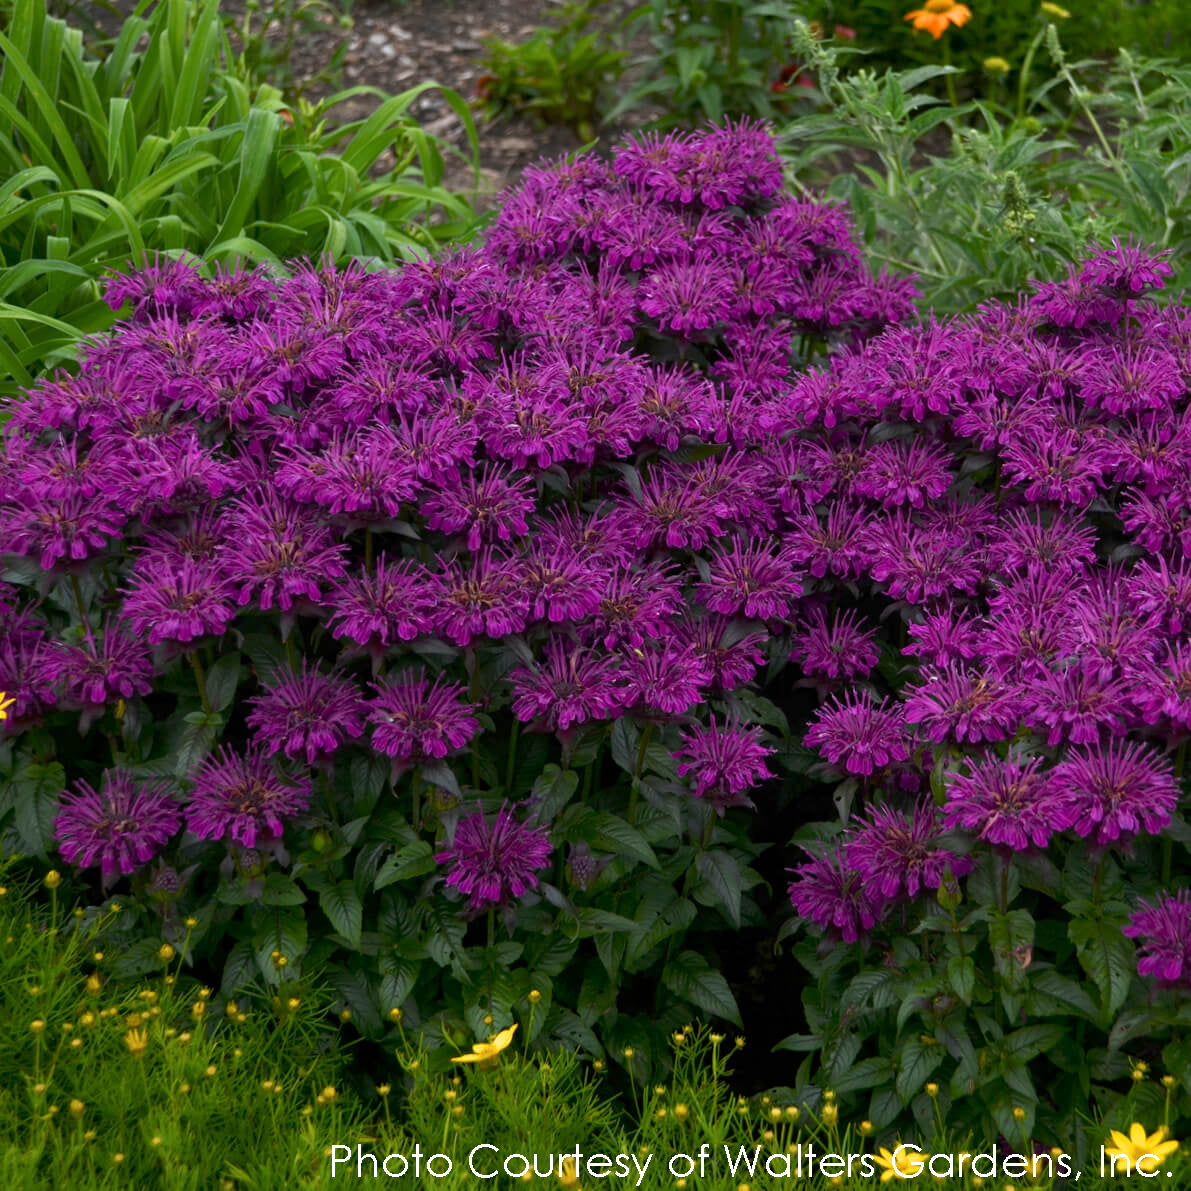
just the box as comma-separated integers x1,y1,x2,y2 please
0,868,1184,1189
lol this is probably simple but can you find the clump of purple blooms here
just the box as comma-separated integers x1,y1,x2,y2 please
0,113,1186,1004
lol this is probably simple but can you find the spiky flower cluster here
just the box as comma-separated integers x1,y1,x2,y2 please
1,120,905,888
0,118,1186,1001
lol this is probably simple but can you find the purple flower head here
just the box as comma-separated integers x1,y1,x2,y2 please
847,801,973,901
1124,891,1191,987
943,754,1076,851
55,769,181,879
675,715,774,812
104,255,204,319
436,804,552,911
1054,740,1178,848
623,638,712,715
119,556,236,646
368,669,479,762
185,745,312,849
854,438,953,508
422,464,535,551
584,564,683,651
805,690,910,777
1080,238,1173,297
787,841,889,943
696,537,804,621
218,489,348,612
790,607,879,681
638,255,732,338
672,612,766,694
45,620,154,708
510,637,626,731
903,664,1021,746
521,544,607,625
433,549,530,647
247,661,367,765
325,556,439,655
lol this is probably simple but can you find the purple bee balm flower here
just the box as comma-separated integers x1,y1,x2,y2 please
247,661,367,765
368,669,479,762
436,805,552,911
787,841,889,943
620,469,726,551
623,638,712,715
218,489,348,612
185,745,312,849
119,556,236,645
1001,427,1113,508
903,608,985,669
635,366,722,450
1123,890,1191,987
510,637,626,731
1080,238,1174,297
638,255,732,338
804,690,910,777
1054,740,1178,848
104,255,204,319
675,612,767,693
45,620,154,707
696,537,804,621
325,556,440,654
584,563,683,651
1130,642,1191,731
675,715,774,812
847,801,973,901
902,664,1022,745
943,754,1076,851
783,501,871,581
422,463,535,551
521,544,607,625
55,769,181,879
862,512,982,603
1,489,127,570
1124,556,1191,637
988,508,1099,576
854,438,953,509
790,607,879,681
433,549,531,647
1025,662,1132,747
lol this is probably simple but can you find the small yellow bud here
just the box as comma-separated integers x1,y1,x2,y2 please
1012,1106,1026,1122
192,1002,206,1019
112,1153,124,1166
179,1083,190,1094
926,1081,939,1097
593,1059,605,1071
674,1102,689,1121
150,1136,162,1147
785,1105,800,1122
1162,1074,1176,1088
378,1084,391,1096
339,1008,353,1023
622,1047,634,1059
30,1020,45,1034
226,1001,239,1018
287,998,300,1011
655,1107,667,1121
84,1130,96,1142
859,1119,873,1136
769,1106,783,1122
85,974,102,996
44,870,61,890
983,56,1011,76
70,1037,82,1050
158,944,175,962
185,916,198,928
69,1099,85,1119
1040,1,1070,18
388,1007,403,1023
528,989,541,1004
734,1035,746,1049
32,1083,46,1095
198,987,212,1001
821,1102,838,1126
320,1085,337,1102
452,1104,464,1119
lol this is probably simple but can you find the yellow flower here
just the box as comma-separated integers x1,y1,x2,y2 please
558,1155,581,1188
904,0,971,38
124,1028,148,1058
0,691,15,720
1040,1,1070,18
1103,1124,1179,1174
454,1022,518,1065
872,1145,929,1181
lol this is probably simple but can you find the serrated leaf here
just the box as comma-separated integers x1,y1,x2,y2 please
589,812,659,869
261,873,306,906
205,651,241,713
696,850,743,928
948,954,975,1005
320,881,363,948
661,950,742,1026
896,1037,944,1104
529,763,579,823
373,840,435,890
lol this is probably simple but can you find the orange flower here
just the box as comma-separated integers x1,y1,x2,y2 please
904,0,971,38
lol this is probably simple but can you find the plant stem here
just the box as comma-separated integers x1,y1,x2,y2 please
627,721,655,825
505,718,519,795
189,651,212,715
